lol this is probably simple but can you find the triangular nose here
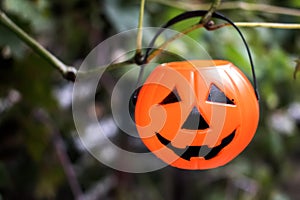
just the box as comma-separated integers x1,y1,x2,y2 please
181,107,209,130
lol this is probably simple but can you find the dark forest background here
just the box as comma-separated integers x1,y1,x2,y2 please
0,0,300,199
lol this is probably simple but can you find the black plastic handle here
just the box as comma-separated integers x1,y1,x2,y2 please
141,10,259,100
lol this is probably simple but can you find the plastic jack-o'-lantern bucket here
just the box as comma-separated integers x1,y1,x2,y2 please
134,11,259,170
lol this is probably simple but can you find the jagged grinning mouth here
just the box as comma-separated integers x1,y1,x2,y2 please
155,130,236,160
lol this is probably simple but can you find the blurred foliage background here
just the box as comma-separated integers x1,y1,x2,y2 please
0,0,300,199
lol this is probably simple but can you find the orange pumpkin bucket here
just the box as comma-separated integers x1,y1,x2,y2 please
135,60,259,169
133,11,259,170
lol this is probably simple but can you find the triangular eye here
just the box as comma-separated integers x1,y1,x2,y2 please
159,88,181,105
207,84,235,105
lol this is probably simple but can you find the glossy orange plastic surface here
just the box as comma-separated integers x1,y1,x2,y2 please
135,60,259,170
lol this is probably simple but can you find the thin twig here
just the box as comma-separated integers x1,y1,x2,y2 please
2,2,300,75
135,0,146,64
234,22,300,29
200,0,222,26
75,59,135,78
146,21,300,63
149,0,300,17
207,22,300,30
0,10,77,81
34,109,83,200
53,131,83,200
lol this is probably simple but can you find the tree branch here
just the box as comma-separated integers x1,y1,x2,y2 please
136,0,145,56
230,22,300,29
200,0,222,26
145,22,300,63
2,2,300,75
34,109,83,200
202,22,300,30
0,10,77,81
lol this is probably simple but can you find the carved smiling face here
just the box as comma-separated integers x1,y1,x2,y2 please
135,60,259,170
